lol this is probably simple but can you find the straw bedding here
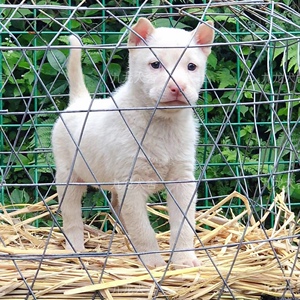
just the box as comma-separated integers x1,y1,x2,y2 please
0,190,299,299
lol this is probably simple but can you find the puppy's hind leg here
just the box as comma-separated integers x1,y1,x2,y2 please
111,191,127,231
56,168,87,251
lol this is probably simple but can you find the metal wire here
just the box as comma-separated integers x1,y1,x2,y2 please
0,0,300,299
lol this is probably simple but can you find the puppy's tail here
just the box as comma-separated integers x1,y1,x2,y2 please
67,35,91,103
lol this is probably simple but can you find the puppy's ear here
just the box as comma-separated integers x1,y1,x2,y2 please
192,20,215,56
128,18,155,46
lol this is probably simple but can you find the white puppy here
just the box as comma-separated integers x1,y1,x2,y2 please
52,18,214,268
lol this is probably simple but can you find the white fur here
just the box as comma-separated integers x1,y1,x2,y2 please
52,18,214,268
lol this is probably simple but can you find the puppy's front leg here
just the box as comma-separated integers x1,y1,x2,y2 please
116,186,166,267
166,177,200,267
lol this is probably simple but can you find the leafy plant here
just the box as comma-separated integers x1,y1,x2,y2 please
1,0,299,226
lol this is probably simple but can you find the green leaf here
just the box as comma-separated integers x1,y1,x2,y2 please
49,81,68,95
291,183,300,200
105,35,121,45
70,19,81,29
14,8,32,18
18,61,31,70
17,153,30,166
240,129,248,138
13,85,27,97
273,42,285,60
83,51,103,65
244,91,253,99
40,63,58,76
278,107,287,117
151,0,160,13
205,69,217,82
36,50,46,60
23,72,35,85
4,51,20,68
241,46,252,55
85,74,102,93
207,52,217,69
288,55,299,73
213,15,244,24
217,69,237,88
222,91,238,102
239,105,248,116
153,19,191,30
84,4,101,17
11,189,30,204
82,35,102,45
47,50,66,72
57,36,70,45
108,63,121,79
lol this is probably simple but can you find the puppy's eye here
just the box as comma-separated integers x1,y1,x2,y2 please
150,61,162,69
188,63,197,71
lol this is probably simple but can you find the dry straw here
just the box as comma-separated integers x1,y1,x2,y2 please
0,190,299,299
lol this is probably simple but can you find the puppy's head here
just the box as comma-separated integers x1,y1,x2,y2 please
127,18,214,110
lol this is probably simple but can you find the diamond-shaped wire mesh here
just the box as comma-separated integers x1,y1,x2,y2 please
0,1,300,299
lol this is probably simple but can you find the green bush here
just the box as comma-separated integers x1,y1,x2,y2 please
0,0,299,226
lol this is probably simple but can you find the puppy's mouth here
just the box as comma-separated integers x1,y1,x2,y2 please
159,98,189,107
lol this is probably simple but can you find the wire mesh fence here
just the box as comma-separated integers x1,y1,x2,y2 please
0,0,300,299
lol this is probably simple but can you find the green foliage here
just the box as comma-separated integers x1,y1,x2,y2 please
1,0,299,228
194,3,300,212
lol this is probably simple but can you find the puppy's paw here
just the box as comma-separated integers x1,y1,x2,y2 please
171,252,200,268
65,241,85,252
63,228,85,252
140,253,166,268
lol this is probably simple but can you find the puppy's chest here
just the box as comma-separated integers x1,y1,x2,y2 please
126,114,196,180
142,126,191,167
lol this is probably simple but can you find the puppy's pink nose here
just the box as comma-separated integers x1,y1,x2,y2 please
169,83,185,95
